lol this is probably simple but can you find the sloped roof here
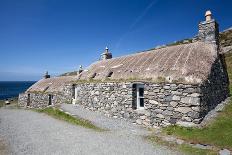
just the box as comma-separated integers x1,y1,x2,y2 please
78,42,217,83
27,76,77,93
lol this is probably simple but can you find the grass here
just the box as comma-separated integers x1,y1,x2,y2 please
0,97,18,108
147,135,217,155
35,107,104,132
0,100,4,108
225,52,232,93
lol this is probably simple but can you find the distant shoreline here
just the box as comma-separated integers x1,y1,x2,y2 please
0,81,36,100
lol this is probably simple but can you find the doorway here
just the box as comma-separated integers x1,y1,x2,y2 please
48,94,52,105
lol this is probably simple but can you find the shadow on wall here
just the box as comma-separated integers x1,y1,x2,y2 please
200,54,230,117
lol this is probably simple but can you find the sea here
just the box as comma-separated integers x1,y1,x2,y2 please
0,81,36,100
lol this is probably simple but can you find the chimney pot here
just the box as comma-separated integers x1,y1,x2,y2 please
205,10,212,21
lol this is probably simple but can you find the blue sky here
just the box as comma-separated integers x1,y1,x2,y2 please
0,0,232,81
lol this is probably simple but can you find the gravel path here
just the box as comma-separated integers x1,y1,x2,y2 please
60,104,150,136
0,107,180,155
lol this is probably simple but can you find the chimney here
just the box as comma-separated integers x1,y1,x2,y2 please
101,46,112,60
44,71,50,79
198,10,219,47
78,65,83,74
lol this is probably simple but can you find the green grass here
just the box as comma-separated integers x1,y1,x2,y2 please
36,107,104,132
179,144,217,155
0,97,18,108
163,101,232,149
0,100,4,107
147,136,217,155
225,52,232,93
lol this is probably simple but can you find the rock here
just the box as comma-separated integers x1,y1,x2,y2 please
176,139,184,145
154,109,163,114
175,107,192,114
145,112,151,117
182,116,192,122
184,88,196,93
167,106,174,111
142,121,149,126
176,121,197,127
191,93,201,97
164,95,172,102
95,91,100,95
163,136,176,143
192,106,200,112
219,149,231,155
172,95,180,101
170,101,178,107
124,113,130,118
172,91,182,95
154,89,160,93
162,110,173,116
156,114,164,119
164,86,170,89
149,100,159,105
215,104,225,112
180,97,200,105
140,115,146,120
169,118,177,124
136,119,142,125
194,144,209,149
187,111,199,119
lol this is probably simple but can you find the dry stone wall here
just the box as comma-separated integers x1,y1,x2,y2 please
18,84,73,108
18,93,28,107
74,82,202,127
200,57,229,116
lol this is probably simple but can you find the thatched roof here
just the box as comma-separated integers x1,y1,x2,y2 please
78,42,217,83
26,41,217,93
27,76,77,93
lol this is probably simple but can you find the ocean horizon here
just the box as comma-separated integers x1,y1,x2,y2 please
0,81,36,100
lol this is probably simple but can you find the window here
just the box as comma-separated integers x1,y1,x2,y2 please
107,71,113,78
91,73,97,79
132,83,144,110
27,94,30,106
72,85,75,98
48,94,52,105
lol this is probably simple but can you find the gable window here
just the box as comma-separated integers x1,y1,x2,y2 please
107,71,113,78
91,73,97,79
132,83,144,110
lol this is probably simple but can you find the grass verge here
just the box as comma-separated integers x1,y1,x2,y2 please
0,100,4,108
163,100,232,150
147,135,217,155
35,107,104,132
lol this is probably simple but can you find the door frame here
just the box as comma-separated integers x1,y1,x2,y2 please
136,84,144,110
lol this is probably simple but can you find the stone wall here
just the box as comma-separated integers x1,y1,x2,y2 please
18,84,74,108
200,56,229,116
74,82,202,127
18,93,28,107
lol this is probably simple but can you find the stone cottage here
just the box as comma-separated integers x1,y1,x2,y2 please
19,11,229,127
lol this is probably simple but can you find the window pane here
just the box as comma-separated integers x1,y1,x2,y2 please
139,88,144,97
140,98,144,107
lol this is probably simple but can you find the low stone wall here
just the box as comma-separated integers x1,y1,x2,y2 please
74,82,202,127
18,93,28,107
18,84,73,108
